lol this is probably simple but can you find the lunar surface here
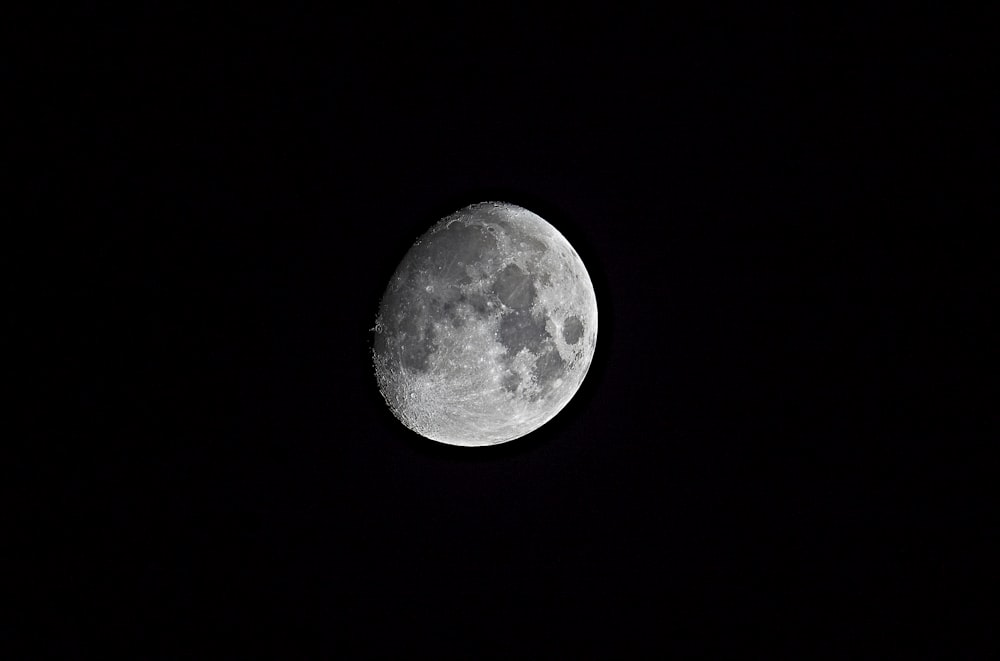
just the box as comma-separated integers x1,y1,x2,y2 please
372,202,598,446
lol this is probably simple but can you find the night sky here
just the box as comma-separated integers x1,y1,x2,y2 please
17,5,992,657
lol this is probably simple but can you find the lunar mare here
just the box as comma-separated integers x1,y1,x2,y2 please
372,202,598,446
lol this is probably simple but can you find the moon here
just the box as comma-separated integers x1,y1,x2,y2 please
372,202,598,447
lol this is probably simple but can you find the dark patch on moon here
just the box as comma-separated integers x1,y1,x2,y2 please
424,223,495,285
501,370,521,393
534,346,566,389
498,309,549,355
493,264,536,309
514,233,547,255
375,285,432,370
441,298,461,327
443,291,492,329
464,292,489,315
562,315,584,345
510,232,548,270
490,219,513,234
426,293,445,317
399,320,436,372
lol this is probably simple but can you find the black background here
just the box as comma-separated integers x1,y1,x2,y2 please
15,4,994,658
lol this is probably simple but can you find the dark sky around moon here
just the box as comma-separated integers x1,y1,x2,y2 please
18,5,991,657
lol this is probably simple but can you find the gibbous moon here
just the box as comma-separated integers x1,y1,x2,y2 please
372,202,598,446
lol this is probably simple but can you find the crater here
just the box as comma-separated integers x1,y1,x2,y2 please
562,315,584,345
498,309,549,355
493,263,536,309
